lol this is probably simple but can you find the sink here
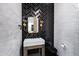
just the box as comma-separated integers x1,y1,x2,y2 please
23,38,45,47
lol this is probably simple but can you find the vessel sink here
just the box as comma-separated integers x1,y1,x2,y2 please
23,38,45,47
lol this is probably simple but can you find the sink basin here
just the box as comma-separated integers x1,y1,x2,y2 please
23,38,45,47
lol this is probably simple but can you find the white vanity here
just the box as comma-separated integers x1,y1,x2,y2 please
23,38,45,56
23,16,45,56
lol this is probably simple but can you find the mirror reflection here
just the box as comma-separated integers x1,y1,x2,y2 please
28,17,39,33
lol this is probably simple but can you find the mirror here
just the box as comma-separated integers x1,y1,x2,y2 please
28,17,39,33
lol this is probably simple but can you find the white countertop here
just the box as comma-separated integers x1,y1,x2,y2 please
23,38,45,47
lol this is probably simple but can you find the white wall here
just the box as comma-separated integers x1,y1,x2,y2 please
54,3,79,56
0,3,22,56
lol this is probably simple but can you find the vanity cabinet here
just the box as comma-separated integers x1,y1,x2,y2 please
23,45,45,56
23,38,45,56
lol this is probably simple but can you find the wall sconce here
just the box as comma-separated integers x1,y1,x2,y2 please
40,20,43,30
23,23,26,27
22,19,27,31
